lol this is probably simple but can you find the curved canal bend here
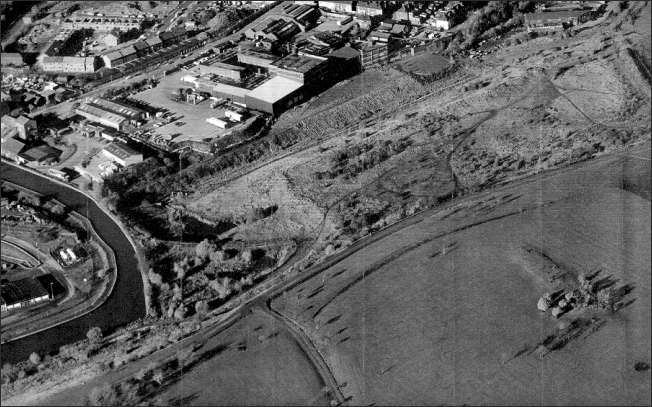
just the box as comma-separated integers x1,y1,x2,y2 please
1,163,145,364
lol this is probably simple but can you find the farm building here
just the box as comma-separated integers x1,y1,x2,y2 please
244,75,304,115
102,141,143,167
1,278,51,313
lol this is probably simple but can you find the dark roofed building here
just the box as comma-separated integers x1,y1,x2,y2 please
1,278,51,312
328,45,362,77
19,144,62,164
269,53,330,84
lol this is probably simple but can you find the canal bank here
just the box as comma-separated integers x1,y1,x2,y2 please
1,161,146,364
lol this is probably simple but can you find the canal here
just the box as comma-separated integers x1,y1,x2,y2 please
1,163,145,363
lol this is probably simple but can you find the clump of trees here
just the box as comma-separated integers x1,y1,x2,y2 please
317,137,413,181
446,1,537,52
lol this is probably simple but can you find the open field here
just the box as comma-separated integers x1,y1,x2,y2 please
152,311,329,406
1,239,41,268
272,142,651,405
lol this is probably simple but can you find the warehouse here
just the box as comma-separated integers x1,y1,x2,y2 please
245,75,304,115
269,53,329,85
86,97,149,121
19,144,62,164
41,56,96,73
1,277,51,313
197,61,247,82
237,46,280,70
1,53,25,67
75,104,128,131
102,141,143,167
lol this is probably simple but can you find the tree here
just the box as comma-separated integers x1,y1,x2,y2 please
174,305,186,320
29,352,41,365
174,259,189,281
194,300,209,318
148,268,163,286
195,239,215,262
152,370,164,385
87,383,118,406
1,363,18,384
86,326,103,344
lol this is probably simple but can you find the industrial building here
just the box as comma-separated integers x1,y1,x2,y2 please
1,277,51,313
320,1,354,13
102,141,143,167
356,40,388,69
0,136,27,164
196,61,248,82
245,75,304,116
237,45,281,70
356,1,384,16
1,53,24,67
269,53,330,85
85,97,149,121
525,10,592,31
19,144,62,164
75,104,128,131
61,15,142,32
1,114,37,140
41,56,96,73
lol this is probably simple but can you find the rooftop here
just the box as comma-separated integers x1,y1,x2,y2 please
1,137,26,155
271,53,327,73
103,141,141,160
247,75,303,104
76,104,127,125
526,10,590,20
328,45,360,60
19,144,62,162
1,278,49,306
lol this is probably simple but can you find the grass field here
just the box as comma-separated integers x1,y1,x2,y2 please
151,311,329,406
1,239,40,268
272,143,651,405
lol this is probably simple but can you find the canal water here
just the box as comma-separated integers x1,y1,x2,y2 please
1,163,145,363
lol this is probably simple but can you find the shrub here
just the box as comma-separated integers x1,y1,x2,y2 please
29,352,41,365
86,327,103,344
87,383,118,406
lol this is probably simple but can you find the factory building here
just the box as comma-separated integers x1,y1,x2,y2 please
237,46,281,71
356,40,388,69
102,141,143,167
196,61,247,82
320,1,354,13
244,75,304,116
85,97,149,121
1,53,25,67
75,104,128,131
269,53,330,85
1,114,37,140
1,277,52,312
61,16,142,32
41,56,96,73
